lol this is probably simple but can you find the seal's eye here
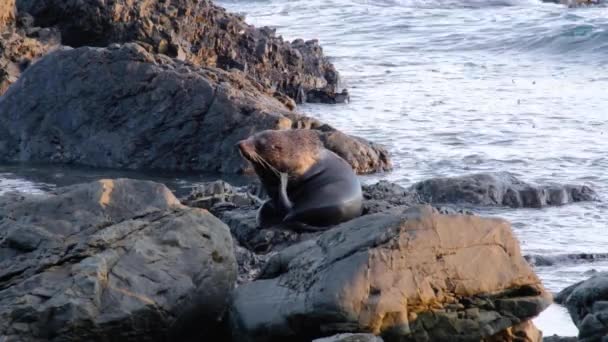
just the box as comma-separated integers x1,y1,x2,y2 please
272,145,282,151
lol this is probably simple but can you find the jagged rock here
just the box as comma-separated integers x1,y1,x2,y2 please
543,336,577,342
489,320,543,342
229,206,551,342
0,0,15,29
411,172,598,208
234,244,270,285
313,334,384,342
15,0,340,103
362,180,422,214
0,43,390,174
525,253,608,267
0,179,236,341
555,272,608,341
0,1,60,95
319,130,392,175
307,89,350,104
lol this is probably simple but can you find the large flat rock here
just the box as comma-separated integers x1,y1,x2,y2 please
0,179,236,341
229,206,551,342
411,172,598,208
0,43,390,174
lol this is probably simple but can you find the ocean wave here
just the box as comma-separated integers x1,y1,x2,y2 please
354,0,542,9
526,253,608,266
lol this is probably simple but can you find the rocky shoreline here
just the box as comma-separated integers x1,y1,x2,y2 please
0,0,604,341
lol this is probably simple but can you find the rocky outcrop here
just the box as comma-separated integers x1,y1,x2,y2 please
313,334,384,342
0,1,60,95
0,43,390,174
362,180,423,215
229,206,551,342
15,0,340,103
0,0,15,29
525,253,608,267
0,179,237,341
555,272,608,341
542,336,577,342
412,172,598,208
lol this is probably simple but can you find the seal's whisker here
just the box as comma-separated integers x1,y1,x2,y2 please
259,157,281,176
254,154,281,177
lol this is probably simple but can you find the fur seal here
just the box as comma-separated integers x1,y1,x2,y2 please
237,129,363,229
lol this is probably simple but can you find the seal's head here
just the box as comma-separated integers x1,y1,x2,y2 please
237,129,323,176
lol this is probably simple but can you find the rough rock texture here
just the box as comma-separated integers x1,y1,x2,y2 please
229,206,551,342
0,1,60,95
0,43,390,174
313,334,384,342
0,179,236,341
412,172,598,208
489,320,543,342
15,0,340,103
0,0,15,29
362,180,423,215
525,253,608,267
542,336,577,342
555,272,608,342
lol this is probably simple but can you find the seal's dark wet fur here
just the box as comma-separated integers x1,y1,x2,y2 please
238,129,363,228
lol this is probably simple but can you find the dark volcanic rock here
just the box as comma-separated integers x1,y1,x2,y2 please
0,0,60,95
0,179,236,341
525,253,608,267
15,0,340,103
313,334,384,342
307,89,350,104
362,180,422,214
229,206,551,342
0,43,390,174
556,272,608,342
543,336,578,342
411,172,598,208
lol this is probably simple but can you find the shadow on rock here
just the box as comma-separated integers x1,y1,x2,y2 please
0,179,236,341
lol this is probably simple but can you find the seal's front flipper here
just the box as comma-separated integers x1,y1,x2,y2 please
278,172,293,210
256,200,285,228
281,218,329,232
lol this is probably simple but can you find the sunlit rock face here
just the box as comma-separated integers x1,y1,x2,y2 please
14,0,340,103
0,0,15,30
0,179,237,341
0,0,60,95
229,206,551,342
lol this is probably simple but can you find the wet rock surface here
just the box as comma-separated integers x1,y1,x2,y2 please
229,206,551,342
0,43,390,174
555,272,608,341
543,336,578,342
313,334,384,342
14,0,340,103
411,172,598,208
0,179,237,341
525,253,608,267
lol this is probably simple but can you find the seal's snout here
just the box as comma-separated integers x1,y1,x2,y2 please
237,140,251,158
